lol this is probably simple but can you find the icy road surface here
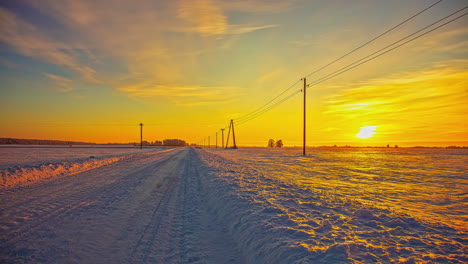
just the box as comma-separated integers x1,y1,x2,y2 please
1,148,243,263
0,147,466,263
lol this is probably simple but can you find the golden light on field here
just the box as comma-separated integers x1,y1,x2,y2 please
356,126,377,139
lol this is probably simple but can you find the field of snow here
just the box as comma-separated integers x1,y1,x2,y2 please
0,146,466,263
0,145,168,169
206,147,467,231
201,147,467,263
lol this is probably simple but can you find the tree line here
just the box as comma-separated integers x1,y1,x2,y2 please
267,139,283,148
0,138,94,145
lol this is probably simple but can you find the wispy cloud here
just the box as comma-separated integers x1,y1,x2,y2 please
0,0,281,102
177,0,228,36
410,26,468,53
0,0,283,106
43,73,75,92
117,83,242,106
228,24,278,35
256,68,284,82
0,8,98,83
176,0,278,36
219,0,296,13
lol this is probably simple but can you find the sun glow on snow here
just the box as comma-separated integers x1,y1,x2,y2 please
356,126,377,139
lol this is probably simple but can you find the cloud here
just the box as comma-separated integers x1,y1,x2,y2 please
43,73,75,92
176,0,278,36
177,0,228,36
229,24,279,35
219,0,296,13
0,8,98,83
117,83,242,106
410,26,468,54
1,0,281,101
256,68,284,82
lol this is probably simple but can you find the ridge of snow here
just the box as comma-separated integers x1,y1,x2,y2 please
0,156,125,188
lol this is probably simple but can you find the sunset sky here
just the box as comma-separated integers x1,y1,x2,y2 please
1,0,467,146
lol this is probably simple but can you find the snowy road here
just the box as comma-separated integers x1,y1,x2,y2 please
0,148,242,264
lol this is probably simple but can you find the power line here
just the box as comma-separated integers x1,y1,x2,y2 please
234,79,302,122
308,6,468,87
303,0,445,79
203,1,464,146
237,89,302,126
236,89,301,125
231,0,446,126
225,3,465,127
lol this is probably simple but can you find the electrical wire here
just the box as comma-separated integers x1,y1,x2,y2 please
234,79,302,122
231,0,446,126
231,4,467,126
308,7,468,87
303,0,445,79
206,0,464,141
236,89,302,126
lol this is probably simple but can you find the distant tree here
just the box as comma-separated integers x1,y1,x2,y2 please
275,139,283,148
163,139,187,147
268,139,275,148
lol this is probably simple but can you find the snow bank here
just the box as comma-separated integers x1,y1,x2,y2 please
0,155,123,188
196,149,467,264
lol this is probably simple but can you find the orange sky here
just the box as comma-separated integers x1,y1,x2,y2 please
1,0,467,146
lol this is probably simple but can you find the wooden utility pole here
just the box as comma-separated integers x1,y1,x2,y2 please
225,120,238,149
225,123,231,149
231,119,237,149
303,78,307,156
140,123,143,149
221,129,225,148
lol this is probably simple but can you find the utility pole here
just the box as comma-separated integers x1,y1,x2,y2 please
231,119,237,149
225,123,231,149
303,78,307,156
216,132,218,148
140,123,143,149
221,129,225,148
225,120,238,149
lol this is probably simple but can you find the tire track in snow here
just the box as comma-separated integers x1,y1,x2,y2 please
0,150,172,212
0,149,181,256
128,147,245,263
1,147,247,263
127,149,188,263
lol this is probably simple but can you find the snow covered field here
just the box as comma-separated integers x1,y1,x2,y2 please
0,147,466,263
0,145,168,169
201,147,467,263
206,147,467,231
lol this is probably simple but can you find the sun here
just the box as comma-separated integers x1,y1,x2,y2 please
356,126,377,139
